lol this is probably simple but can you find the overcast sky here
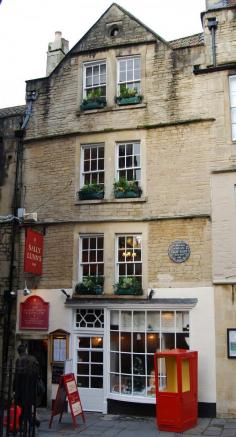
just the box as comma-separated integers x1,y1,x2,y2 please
0,0,206,109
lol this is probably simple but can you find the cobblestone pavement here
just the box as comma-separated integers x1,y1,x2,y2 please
36,409,236,437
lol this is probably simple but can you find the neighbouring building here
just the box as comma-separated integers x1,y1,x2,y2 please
0,105,25,368
9,0,236,418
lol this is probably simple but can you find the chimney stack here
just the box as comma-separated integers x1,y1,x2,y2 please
46,31,69,76
206,0,236,10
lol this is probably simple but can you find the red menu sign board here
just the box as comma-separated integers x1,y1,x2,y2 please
19,295,49,330
49,373,85,428
24,229,44,275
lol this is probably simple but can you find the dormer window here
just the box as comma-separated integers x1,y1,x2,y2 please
83,60,107,99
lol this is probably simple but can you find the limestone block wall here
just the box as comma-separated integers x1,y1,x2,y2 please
148,218,212,288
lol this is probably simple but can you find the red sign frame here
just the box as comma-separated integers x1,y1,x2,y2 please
19,295,49,330
24,229,44,276
49,373,85,428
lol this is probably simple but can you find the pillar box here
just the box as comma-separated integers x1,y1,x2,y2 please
154,349,198,432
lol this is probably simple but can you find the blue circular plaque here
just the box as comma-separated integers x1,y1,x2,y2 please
168,240,190,263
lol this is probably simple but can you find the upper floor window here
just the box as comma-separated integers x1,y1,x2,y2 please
81,144,104,186
83,60,106,99
79,235,104,280
116,142,141,182
229,75,236,141
116,234,142,283
117,57,141,95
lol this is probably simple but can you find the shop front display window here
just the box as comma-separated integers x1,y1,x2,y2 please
109,310,189,399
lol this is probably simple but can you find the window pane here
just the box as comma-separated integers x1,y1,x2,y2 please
161,312,175,330
111,374,120,393
121,333,131,352
91,364,103,375
100,64,106,74
121,375,132,394
121,311,132,330
118,236,125,248
82,251,88,262
91,337,103,348
147,333,160,353
133,355,145,374
119,60,126,71
91,351,103,362
110,311,119,330
84,160,90,172
77,377,89,388
77,364,89,375
77,351,89,362
119,145,125,156
126,156,132,168
79,338,90,348
134,58,140,69
133,333,145,352
86,66,92,76
110,352,119,373
121,354,131,374
162,333,175,349
133,376,145,395
110,333,119,351
119,157,125,168
126,144,133,155
91,377,103,388
176,333,189,349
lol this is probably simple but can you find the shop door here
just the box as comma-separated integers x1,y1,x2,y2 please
76,335,104,412
27,339,48,406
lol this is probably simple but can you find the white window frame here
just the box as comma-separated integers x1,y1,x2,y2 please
78,234,104,282
109,309,190,400
229,75,236,141
116,141,141,183
117,56,141,95
80,144,105,187
83,60,107,99
115,234,142,283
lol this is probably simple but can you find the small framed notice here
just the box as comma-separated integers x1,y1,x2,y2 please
227,329,236,358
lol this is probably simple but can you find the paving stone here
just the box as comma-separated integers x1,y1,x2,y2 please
203,427,222,436
224,425,236,429
221,430,236,437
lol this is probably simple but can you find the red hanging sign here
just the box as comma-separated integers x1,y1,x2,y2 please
19,295,49,330
49,373,85,428
24,229,44,275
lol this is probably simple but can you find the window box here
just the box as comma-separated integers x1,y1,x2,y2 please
116,95,142,106
78,183,104,200
115,286,143,296
114,178,142,199
114,189,142,199
80,98,107,111
74,276,104,295
114,277,142,296
78,190,104,200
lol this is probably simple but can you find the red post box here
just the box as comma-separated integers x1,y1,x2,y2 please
154,349,198,432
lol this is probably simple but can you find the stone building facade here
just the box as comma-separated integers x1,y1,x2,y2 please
0,106,25,365
11,0,236,417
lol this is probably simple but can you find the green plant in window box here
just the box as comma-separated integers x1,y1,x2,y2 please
115,86,143,106
75,276,104,295
114,276,143,295
78,183,104,200
80,88,107,110
113,178,142,199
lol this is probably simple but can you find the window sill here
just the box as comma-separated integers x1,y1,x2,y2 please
75,196,147,205
77,102,146,116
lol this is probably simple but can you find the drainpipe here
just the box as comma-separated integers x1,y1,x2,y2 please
0,90,37,437
207,17,218,67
